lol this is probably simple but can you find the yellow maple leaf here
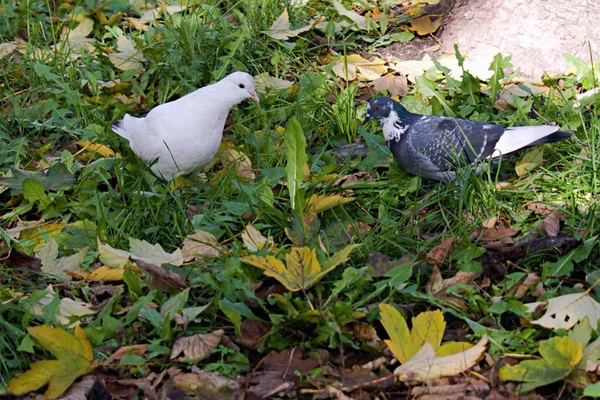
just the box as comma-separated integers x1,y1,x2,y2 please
409,15,443,36
8,325,98,399
241,244,360,291
380,304,473,364
305,194,355,215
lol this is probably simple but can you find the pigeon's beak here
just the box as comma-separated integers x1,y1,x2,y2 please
249,92,260,103
363,113,372,124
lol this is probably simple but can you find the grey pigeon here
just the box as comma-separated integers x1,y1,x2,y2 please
111,72,259,181
363,97,572,182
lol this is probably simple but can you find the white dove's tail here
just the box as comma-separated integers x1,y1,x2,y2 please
111,114,136,141
492,125,571,157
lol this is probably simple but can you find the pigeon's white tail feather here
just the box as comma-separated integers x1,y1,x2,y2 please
492,125,559,157
111,114,137,141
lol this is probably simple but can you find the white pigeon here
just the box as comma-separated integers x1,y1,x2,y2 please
111,72,259,181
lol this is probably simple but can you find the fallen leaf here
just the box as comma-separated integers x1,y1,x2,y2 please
181,230,223,260
305,193,355,215
139,4,187,22
525,202,556,215
499,336,581,392
86,265,126,281
515,147,544,177
0,42,17,58
7,325,98,399
525,292,600,331
98,238,185,268
241,244,359,292
103,345,147,365
332,0,367,30
133,258,187,292
255,72,294,93
221,148,255,180
61,18,94,53
29,285,95,326
171,369,239,398
513,273,540,299
241,320,271,350
394,335,488,382
538,212,561,237
74,141,121,162
332,54,386,81
241,224,273,252
108,34,144,71
380,305,473,365
372,75,409,96
36,239,89,281
262,8,314,40
409,15,443,36
424,236,456,265
170,330,224,362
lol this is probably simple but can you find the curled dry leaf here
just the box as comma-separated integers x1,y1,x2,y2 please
537,212,561,237
170,330,224,362
424,236,456,265
103,344,147,365
513,273,540,299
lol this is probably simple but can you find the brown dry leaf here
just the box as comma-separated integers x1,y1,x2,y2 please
332,54,386,81
133,258,187,292
513,273,540,299
482,216,498,229
124,17,148,31
367,252,413,277
394,335,488,382
181,230,223,260
263,348,324,378
170,330,224,362
409,15,443,36
525,202,556,215
221,148,255,180
471,225,518,249
241,224,274,252
538,213,561,237
103,345,147,365
372,75,409,96
424,236,456,265
425,266,478,311
332,171,373,187
241,320,271,350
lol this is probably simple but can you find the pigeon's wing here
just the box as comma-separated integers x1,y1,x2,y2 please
407,116,506,167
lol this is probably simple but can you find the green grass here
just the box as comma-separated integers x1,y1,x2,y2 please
1,0,600,397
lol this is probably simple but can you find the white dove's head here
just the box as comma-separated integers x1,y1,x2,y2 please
222,72,260,104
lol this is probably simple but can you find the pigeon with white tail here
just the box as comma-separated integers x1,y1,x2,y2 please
111,72,259,181
363,97,572,182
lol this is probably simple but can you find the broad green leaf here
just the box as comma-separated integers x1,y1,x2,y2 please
546,236,597,277
415,76,455,117
321,244,361,273
515,147,544,177
525,292,600,331
284,118,306,211
8,325,98,399
22,178,51,210
584,381,600,397
161,288,189,319
499,336,582,393
0,164,75,195
306,194,354,214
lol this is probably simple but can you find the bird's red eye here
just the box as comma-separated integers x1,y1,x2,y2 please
374,105,381,110
239,83,245,89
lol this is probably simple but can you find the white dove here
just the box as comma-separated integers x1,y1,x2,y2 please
111,72,259,181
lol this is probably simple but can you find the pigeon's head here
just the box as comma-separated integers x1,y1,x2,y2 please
363,97,408,124
223,72,260,104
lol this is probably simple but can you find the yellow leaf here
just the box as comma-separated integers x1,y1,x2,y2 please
8,325,98,399
333,54,386,81
17,222,66,253
515,147,544,177
381,305,468,364
306,194,355,215
242,245,359,292
221,148,255,181
409,15,442,36
394,335,488,382
87,265,125,281
75,141,121,162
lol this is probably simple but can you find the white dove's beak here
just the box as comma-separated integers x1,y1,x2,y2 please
250,92,260,103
